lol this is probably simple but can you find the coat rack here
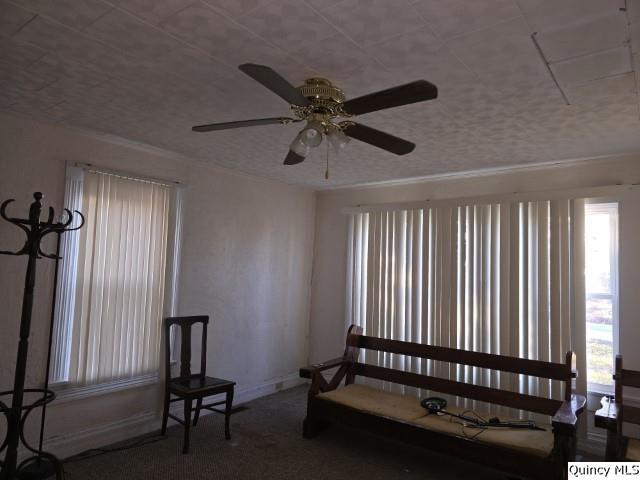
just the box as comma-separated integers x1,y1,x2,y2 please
0,192,84,480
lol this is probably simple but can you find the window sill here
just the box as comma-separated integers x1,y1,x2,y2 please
51,372,160,404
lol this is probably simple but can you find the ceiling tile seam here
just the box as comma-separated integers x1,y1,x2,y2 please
634,56,640,119
205,0,279,20
362,25,444,51
512,0,535,32
76,5,115,33
192,0,300,53
6,17,191,102
301,0,394,72
399,12,533,98
15,0,270,79
440,13,525,42
548,44,632,66
434,42,490,95
530,32,570,105
5,1,136,65
360,1,445,51
563,70,635,90
10,11,39,36
402,1,447,47
94,0,274,71
19,47,49,73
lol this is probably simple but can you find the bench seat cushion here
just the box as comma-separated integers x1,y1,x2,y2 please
317,384,427,421
626,438,640,460
411,406,554,458
317,384,554,458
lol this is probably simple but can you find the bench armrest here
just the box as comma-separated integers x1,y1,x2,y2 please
300,357,347,379
552,394,586,434
595,395,620,431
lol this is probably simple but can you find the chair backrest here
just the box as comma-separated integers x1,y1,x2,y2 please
346,326,576,416
614,355,640,426
165,315,209,380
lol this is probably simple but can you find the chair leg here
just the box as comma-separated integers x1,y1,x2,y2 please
225,387,234,440
161,388,170,435
193,397,203,426
183,398,192,454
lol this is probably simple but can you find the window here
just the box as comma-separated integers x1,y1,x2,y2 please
50,166,176,387
346,198,578,399
584,202,619,393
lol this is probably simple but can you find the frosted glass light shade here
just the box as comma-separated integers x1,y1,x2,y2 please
300,121,323,147
290,133,310,157
328,129,350,154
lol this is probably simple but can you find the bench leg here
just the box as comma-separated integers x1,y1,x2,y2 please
303,416,318,438
225,387,234,440
303,414,329,439
183,398,192,454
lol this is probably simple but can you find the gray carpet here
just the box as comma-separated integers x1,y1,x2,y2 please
62,385,512,480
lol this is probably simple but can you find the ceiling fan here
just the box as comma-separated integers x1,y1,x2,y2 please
192,64,438,166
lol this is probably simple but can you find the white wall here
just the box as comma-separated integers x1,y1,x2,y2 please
309,156,640,375
0,112,315,457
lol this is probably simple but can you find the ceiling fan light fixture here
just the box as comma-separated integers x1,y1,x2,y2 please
328,129,350,154
290,132,310,157
193,63,439,171
299,120,323,148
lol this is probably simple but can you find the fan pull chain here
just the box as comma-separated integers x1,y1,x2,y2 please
325,140,330,180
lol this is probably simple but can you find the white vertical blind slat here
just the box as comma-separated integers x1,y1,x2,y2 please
345,195,580,403
64,171,170,385
51,167,84,383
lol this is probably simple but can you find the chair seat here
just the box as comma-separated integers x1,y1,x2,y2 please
170,376,235,396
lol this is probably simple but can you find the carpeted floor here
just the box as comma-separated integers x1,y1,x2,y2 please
62,385,522,480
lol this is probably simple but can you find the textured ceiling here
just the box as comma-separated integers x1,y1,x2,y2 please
1,0,639,188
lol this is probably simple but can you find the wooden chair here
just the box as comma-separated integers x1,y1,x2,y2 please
160,315,235,453
596,355,640,460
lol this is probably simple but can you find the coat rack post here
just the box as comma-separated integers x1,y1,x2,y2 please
0,192,84,480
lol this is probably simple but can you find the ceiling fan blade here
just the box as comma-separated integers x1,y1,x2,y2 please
192,117,299,132
342,80,437,116
342,122,415,155
239,63,311,107
283,150,305,165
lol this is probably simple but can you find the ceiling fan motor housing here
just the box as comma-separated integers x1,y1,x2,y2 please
298,78,345,103
293,78,348,121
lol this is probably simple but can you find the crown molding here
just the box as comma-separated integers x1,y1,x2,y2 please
3,109,639,193
0,110,312,192
319,153,640,192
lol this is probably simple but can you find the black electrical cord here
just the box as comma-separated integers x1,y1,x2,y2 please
420,396,545,440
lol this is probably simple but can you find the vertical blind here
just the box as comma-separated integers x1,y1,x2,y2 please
346,199,585,403
52,169,170,385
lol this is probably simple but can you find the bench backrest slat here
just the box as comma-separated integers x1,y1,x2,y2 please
354,363,562,415
621,369,640,389
624,405,640,425
349,334,573,381
614,356,640,427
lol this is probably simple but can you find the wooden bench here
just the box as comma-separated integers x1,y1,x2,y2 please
300,325,585,480
595,355,640,460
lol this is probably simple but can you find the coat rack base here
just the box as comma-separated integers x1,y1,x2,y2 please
0,388,63,480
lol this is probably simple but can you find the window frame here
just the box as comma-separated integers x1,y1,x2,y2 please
50,163,183,397
584,200,619,396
